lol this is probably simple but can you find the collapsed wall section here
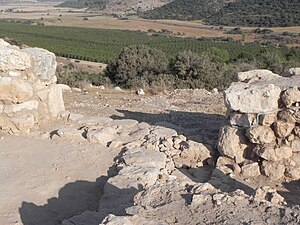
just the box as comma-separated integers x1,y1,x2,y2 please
0,39,65,133
218,69,300,181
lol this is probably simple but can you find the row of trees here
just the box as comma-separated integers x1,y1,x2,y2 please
105,45,298,91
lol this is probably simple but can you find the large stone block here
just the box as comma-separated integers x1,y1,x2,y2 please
225,83,281,113
238,70,280,83
47,85,65,117
22,47,57,85
0,77,34,103
217,126,248,163
246,126,276,144
0,46,31,72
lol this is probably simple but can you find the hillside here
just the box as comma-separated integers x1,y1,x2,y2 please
59,0,173,13
143,0,300,27
142,0,225,21
59,0,108,9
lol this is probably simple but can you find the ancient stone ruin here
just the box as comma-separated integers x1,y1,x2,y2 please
218,69,300,181
0,39,65,133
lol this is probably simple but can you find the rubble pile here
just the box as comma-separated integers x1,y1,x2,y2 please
0,39,65,133
218,69,300,181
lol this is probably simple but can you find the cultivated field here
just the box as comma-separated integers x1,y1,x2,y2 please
0,3,299,41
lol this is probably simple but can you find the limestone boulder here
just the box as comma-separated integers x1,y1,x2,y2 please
122,148,166,168
291,139,300,152
254,145,292,161
87,127,117,145
22,47,57,85
261,161,285,180
281,87,300,108
218,126,248,163
241,162,261,178
0,39,11,47
225,83,281,113
47,85,65,117
134,180,184,209
174,141,212,168
0,46,31,73
0,77,34,103
285,166,300,180
273,121,295,138
289,68,300,76
246,126,276,144
3,100,38,114
227,111,257,127
258,113,277,126
238,70,280,83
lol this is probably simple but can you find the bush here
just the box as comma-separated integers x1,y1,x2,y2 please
106,45,169,88
172,50,217,80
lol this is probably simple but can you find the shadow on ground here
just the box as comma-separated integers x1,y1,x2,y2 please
279,179,300,206
111,109,226,144
19,166,120,225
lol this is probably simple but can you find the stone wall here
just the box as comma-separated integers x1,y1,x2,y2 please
0,39,65,133
218,69,300,181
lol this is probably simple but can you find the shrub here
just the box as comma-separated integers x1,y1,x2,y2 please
106,45,169,88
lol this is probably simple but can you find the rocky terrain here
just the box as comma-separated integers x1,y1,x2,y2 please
1,39,300,225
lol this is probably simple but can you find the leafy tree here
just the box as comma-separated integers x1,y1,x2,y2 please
106,45,168,88
172,50,217,80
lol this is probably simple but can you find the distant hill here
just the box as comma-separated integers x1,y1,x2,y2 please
142,0,225,21
59,0,173,13
59,0,108,9
142,0,300,27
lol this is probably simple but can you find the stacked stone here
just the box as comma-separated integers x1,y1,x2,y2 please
0,39,65,133
218,69,300,181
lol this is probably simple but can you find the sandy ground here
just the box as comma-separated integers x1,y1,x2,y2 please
0,88,225,225
1,87,300,225
0,133,120,225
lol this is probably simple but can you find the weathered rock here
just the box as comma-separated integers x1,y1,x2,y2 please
281,87,300,108
285,166,300,180
22,47,57,85
294,126,300,138
218,126,248,163
56,127,86,141
175,140,212,167
57,84,71,92
241,162,261,178
0,46,31,72
3,100,38,113
289,68,300,76
136,89,145,96
0,77,34,103
273,121,295,138
122,148,166,168
246,126,276,144
254,145,292,161
47,85,65,117
134,180,184,209
258,113,277,126
227,111,257,127
254,186,286,205
0,39,11,47
74,116,112,126
0,112,36,133
262,161,285,180
216,156,237,174
225,83,281,113
291,139,300,152
238,70,280,83
100,214,167,225
87,127,117,145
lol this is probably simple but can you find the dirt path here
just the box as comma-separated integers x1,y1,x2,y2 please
0,134,119,225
